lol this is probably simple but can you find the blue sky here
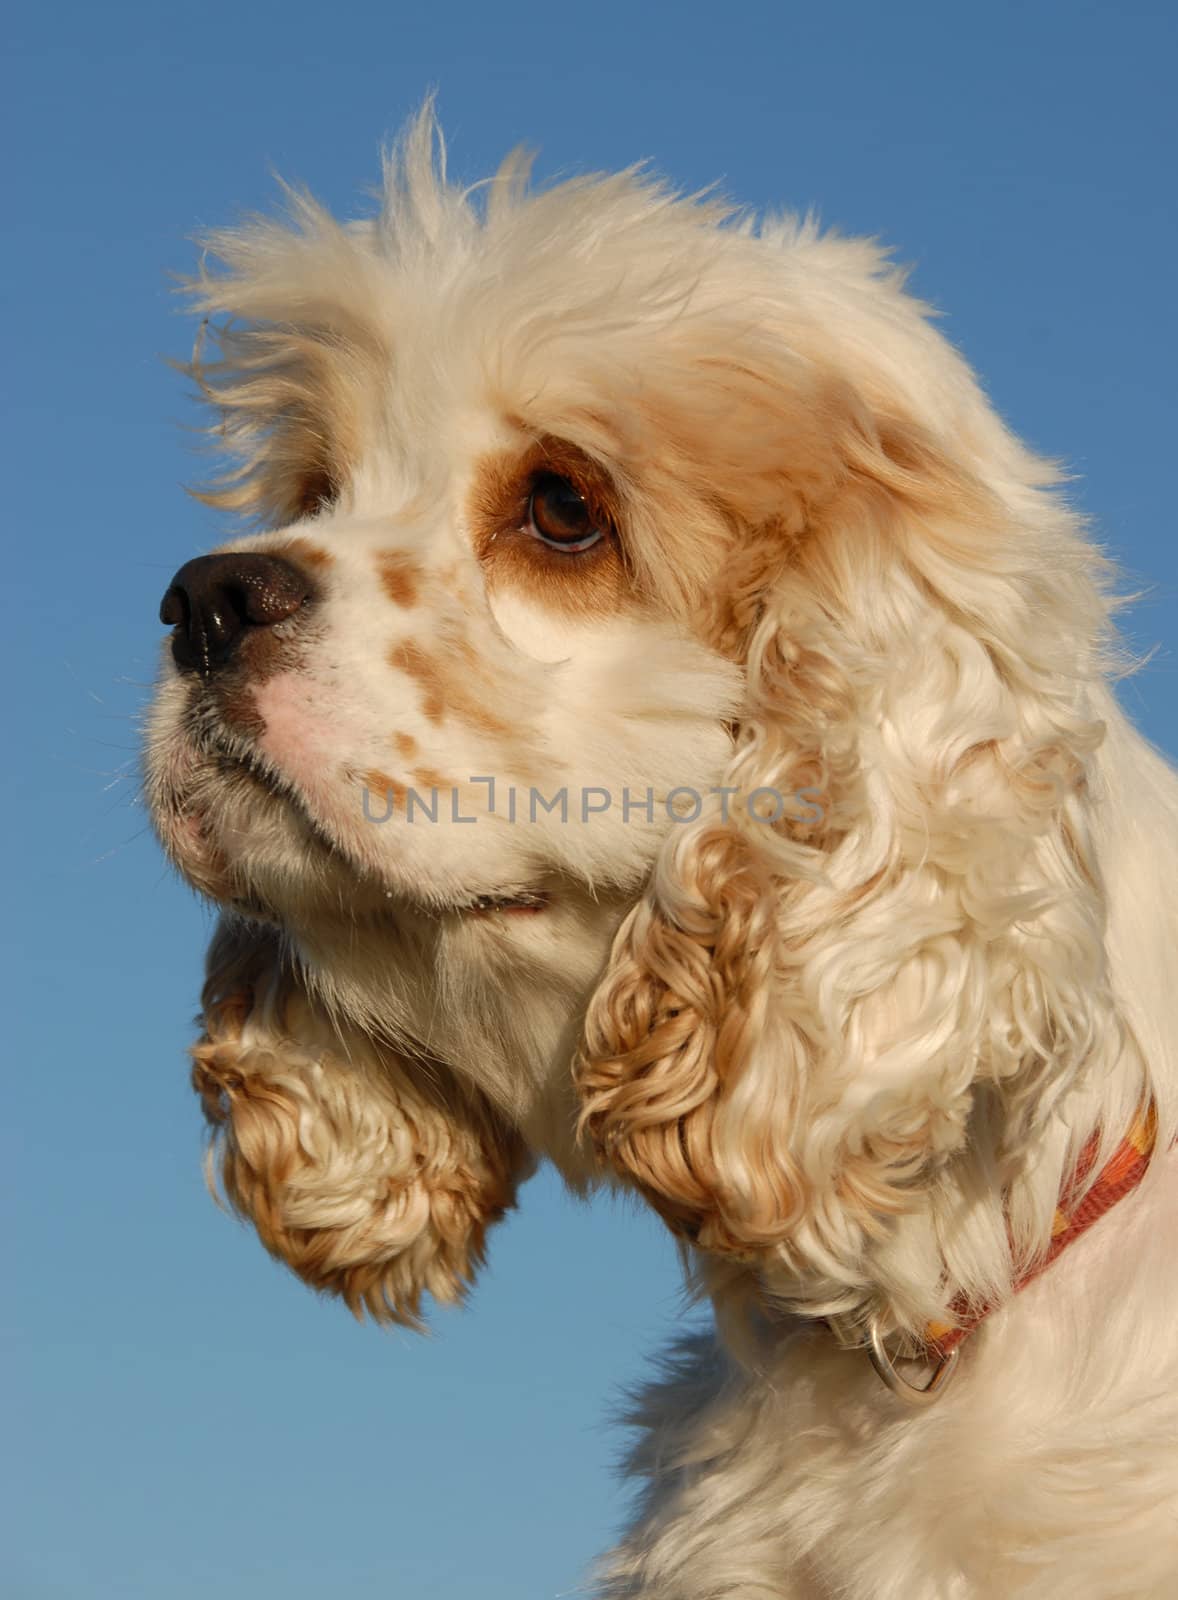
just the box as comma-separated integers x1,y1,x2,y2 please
5,3,1176,1596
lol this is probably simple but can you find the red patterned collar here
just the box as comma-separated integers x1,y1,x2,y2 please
868,1106,1159,1405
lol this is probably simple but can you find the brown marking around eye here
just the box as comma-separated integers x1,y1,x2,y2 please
468,435,633,619
377,552,422,609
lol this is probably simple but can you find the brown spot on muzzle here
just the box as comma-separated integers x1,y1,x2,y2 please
413,767,456,793
377,552,422,608
361,769,407,808
276,536,334,572
388,638,514,741
389,640,446,723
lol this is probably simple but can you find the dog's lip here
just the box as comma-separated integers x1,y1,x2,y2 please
185,725,361,874
465,890,550,916
203,729,285,798
181,726,556,921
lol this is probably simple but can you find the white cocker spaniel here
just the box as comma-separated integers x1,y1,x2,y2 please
146,107,1178,1598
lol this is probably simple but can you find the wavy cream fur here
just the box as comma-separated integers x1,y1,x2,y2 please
146,106,1178,1597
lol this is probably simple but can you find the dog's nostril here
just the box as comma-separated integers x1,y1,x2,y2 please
159,552,313,677
159,587,191,628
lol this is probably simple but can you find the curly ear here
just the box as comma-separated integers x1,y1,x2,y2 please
192,918,530,1326
577,392,1120,1292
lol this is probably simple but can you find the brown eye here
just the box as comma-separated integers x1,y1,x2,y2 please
525,473,605,553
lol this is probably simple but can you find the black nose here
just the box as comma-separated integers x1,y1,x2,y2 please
159,553,312,676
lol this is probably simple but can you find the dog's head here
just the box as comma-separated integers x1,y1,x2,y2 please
147,109,1115,1331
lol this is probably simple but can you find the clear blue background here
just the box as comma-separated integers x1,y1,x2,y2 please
5,3,1176,1596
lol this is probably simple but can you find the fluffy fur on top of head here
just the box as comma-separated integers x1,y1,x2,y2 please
146,105,1178,1597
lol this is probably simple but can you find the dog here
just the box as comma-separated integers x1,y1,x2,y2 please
146,107,1178,1597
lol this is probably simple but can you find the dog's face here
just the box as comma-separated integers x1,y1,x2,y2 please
146,112,1113,1332
148,407,742,1133
145,159,768,1132
150,356,754,907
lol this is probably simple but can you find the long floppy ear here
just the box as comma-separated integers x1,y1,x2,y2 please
576,376,1120,1295
192,917,530,1326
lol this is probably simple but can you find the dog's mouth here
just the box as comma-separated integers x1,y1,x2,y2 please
150,729,355,911
155,717,555,923
467,891,550,916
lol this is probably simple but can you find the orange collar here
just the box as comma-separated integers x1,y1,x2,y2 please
926,1104,1159,1360
868,1105,1159,1405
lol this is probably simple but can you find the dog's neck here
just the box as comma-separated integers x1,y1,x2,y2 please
696,694,1178,1355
